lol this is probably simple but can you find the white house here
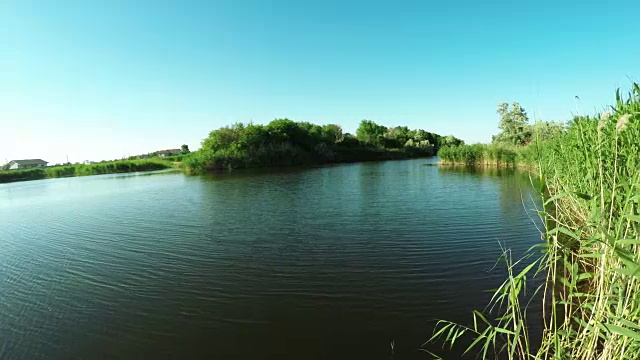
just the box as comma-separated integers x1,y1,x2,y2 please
156,149,182,157
7,159,48,170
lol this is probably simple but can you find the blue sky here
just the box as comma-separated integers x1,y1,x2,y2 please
1,0,638,164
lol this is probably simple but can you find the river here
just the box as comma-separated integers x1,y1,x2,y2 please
0,158,541,359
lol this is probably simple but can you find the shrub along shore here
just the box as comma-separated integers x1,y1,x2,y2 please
0,159,172,184
430,85,640,359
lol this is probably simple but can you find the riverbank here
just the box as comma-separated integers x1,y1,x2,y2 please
0,159,172,184
430,85,640,359
186,146,435,173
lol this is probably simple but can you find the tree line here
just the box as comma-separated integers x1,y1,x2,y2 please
184,119,463,172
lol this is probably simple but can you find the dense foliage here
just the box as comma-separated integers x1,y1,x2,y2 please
0,160,171,183
438,143,518,166
492,102,532,145
488,102,565,146
430,85,640,359
185,119,462,172
438,117,563,167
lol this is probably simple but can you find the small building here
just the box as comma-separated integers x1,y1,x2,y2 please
7,159,48,170
156,149,182,157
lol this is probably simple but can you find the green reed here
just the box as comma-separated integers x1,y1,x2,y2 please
428,84,640,359
438,143,523,167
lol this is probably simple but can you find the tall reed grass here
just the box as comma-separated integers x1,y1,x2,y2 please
438,143,525,167
429,85,640,359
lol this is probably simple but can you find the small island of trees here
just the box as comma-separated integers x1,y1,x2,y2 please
184,119,463,172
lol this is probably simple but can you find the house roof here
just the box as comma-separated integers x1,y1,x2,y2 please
156,149,181,154
9,159,48,165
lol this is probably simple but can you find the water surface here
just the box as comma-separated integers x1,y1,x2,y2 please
0,158,541,359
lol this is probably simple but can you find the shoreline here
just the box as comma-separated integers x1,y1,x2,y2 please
185,150,436,174
0,160,174,185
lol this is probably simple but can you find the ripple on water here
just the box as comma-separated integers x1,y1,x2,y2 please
0,160,541,359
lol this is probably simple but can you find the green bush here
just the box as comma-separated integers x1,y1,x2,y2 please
0,168,46,183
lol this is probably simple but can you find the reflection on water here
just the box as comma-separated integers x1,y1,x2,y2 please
0,159,541,359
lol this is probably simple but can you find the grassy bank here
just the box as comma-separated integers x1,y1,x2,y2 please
429,85,640,359
0,159,172,184
437,142,539,168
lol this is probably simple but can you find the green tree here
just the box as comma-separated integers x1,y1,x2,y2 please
321,124,344,144
202,123,245,152
338,133,360,147
532,120,564,140
266,118,297,141
440,135,464,147
356,120,387,147
413,129,428,142
181,144,190,154
494,102,532,145
384,126,411,147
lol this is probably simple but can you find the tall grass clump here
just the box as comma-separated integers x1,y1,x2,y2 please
428,84,640,359
71,159,170,176
438,143,520,167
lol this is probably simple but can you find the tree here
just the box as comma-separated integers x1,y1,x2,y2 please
202,123,245,152
181,144,190,154
321,124,344,144
532,120,564,140
494,102,532,145
386,126,409,140
356,120,387,147
338,133,360,147
413,129,428,142
440,135,464,147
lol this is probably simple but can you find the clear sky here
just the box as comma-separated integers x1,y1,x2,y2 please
1,0,639,164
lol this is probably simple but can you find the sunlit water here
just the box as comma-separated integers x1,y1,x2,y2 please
0,158,541,359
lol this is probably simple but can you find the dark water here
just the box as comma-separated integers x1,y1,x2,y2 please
0,158,542,359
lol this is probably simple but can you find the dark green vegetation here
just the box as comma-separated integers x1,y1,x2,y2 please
0,160,171,184
184,119,463,172
430,85,640,359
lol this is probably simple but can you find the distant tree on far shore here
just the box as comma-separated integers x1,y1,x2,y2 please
181,144,190,154
356,120,387,147
493,102,532,145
